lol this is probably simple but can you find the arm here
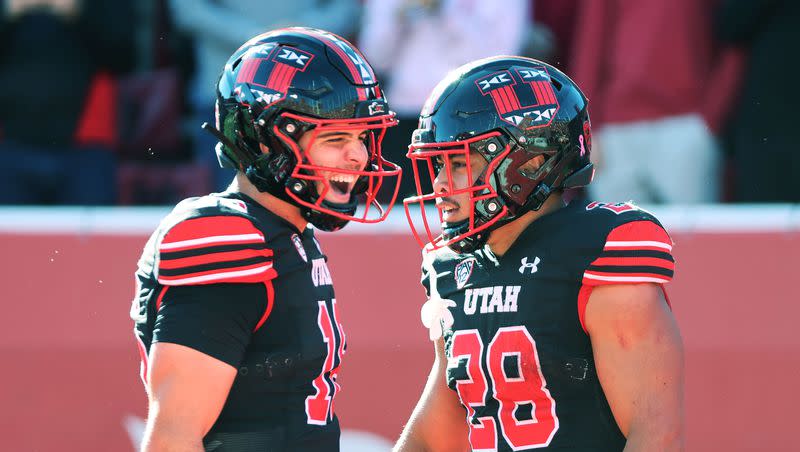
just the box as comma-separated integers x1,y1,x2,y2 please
393,338,470,452
142,342,237,452
139,282,272,451
585,283,684,451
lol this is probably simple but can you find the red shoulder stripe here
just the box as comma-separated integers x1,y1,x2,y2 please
160,216,265,252
604,221,672,251
158,248,273,270
590,256,675,271
584,221,675,285
582,271,671,284
158,262,277,286
157,215,278,285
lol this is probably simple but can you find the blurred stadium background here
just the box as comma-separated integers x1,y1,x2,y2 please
1,205,798,451
1,0,798,450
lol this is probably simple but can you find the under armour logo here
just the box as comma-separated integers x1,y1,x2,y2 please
519,256,541,274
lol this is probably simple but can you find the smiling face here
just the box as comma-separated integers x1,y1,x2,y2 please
297,128,370,204
432,150,488,224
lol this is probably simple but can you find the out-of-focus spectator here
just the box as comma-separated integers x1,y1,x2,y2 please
716,0,800,203
532,0,579,71
0,0,136,205
359,0,529,202
168,0,360,192
571,0,743,204
115,0,205,206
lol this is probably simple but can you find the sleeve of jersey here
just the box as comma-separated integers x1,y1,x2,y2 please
582,220,675,285
157,215,278,286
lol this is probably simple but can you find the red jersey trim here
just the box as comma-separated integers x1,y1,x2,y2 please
158,248,274,270
253,280,276,332
158,263,277,286
159,216,265,251
583,220,675,285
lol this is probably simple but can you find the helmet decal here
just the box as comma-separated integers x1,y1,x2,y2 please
582,119,592,155
475,67,560,129
234,44,315,108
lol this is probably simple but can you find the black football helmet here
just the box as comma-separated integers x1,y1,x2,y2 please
404,56,594,252
205,27,401,231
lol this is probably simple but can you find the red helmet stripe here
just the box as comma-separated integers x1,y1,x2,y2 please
277,65,298,92
506,86,520,110
496,87,514,113
530,80,543,103
292,29,363,83
535,81,556,104
546,81,557,103
489,90,510,114
503,85,522,110
265,62,287,90
236,58,261,84
290,28,371,101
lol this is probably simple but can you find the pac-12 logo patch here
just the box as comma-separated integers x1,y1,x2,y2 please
454,258,476,289
291,234,307,262
475,66,560,129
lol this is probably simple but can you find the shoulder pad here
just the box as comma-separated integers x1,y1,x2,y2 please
156,209,277,286
584,201,656,220
582,203,675,285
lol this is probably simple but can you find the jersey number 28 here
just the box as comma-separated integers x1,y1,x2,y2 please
450,326,558,450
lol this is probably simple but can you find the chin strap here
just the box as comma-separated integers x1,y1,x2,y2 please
300,202,354,232
202,122,255,170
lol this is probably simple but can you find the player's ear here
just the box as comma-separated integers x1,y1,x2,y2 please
259,143,270,155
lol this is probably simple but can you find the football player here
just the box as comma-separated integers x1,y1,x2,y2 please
395,57,684,451
130,28,401,451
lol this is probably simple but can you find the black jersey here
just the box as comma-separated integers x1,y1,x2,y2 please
131,192,346,451
422,200,675,451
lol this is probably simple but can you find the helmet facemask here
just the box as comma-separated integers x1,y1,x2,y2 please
401,56,595,252
265,111,401,231
404,131,512,252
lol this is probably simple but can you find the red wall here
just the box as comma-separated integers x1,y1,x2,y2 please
1,226,798,451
